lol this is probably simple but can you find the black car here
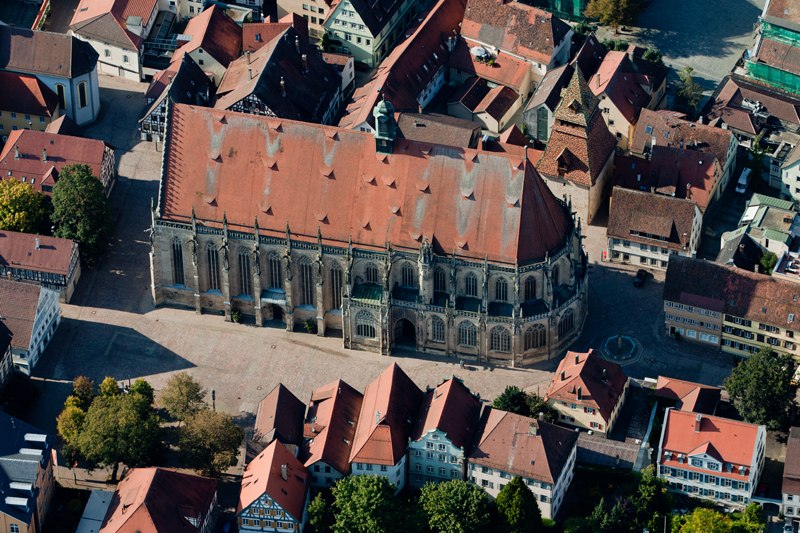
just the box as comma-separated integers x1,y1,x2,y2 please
633,269,648,287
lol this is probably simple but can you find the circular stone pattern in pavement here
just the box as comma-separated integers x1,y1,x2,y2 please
601,335,642,366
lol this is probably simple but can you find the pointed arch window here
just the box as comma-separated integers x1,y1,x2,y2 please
430,316,445,343
524,277,536,301
458,321,477,347
172,238,184,286
239,248,252,296
495,278,508,302
401,262,415,287
365,262,379,284
330,262,343,309
558,309,575,338
355,309,376,338
207,243,220,291
268,253,282,289
465,273,478,297
434,268,446,293
524,324,546,350
490,326,511,353
299,256,315,306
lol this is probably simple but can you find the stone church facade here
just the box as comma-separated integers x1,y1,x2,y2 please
150,102,589,366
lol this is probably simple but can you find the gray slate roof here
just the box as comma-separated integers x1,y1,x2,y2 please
0,412,51,526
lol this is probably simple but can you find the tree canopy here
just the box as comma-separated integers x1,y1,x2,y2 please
51,163,113,266
160,372,207,421
676,67,704,115
586,0,635,33
0,179,49,233
76,393,160,473
308,490,335,533
492,386,531,416
496,476,542,532
724,347,796,430
420,479,496,533
99,376,120,397
180,408,243,476
71,376,95,410
331,475,399,533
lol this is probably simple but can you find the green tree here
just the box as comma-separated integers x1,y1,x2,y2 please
420,479,495,533
99,376,120,397
129,378,155,405
643,47,664,65
586,0,634,33
76,394,161,479
733,502,766,532
51,163,113,266
72,376,95,410
0,179,49,233
56,405,85,455
527,394,558,424
180,408,243,476
496,476,542,532
673,508,733,533
724,347,796,430
632,465,670,531
677,66,704,114
160,372,206,421
331,475,399,533
308,490,335,533
759,251,778,274
492,386,531,416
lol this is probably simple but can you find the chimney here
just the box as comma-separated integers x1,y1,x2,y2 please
295,35,300,53
694,413,702,433
574,354,579,365
537,412,544,421
281,464,288,480
280,77,286,97
528,423,538,437
168,74,173,84
560,370,565,381
35,238,40,250
41,148,47,162
14,145,20,159
245,50,252,64
375,410,381,424
248,68,253,80
301,53,308,72
576,386,582,401
602,368,607,381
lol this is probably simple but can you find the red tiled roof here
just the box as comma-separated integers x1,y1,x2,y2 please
537,70,616,187
100,468,217,533
0,72,59,118
545,349,627,424
172,6,242,68
784,427,800,495
469,408,578,483
0,280,42,351
631,108,735,169
499,124,527,146
754,38,800,77
70,0,157,49
303,379,363,474
239,441,308,521
659,409,763,481
474,85,519,120
243,14,308,54
161,104,573,264
0,229,77,277
0,130,109,195
461,0,571,64
0,26,98,79
653,376,720,415
450,38,531,93
664,255,800,328
764,0,800,26
607,186,698,251
338,0,467,130
411,378,481,450
254,384,306,448
588,51,650,124
704,75,800,132
349,363,422,466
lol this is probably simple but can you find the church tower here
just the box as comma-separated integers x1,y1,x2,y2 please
373,97,396,154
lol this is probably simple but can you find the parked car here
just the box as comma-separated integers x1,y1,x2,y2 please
633,269,648,287
735,168,752,194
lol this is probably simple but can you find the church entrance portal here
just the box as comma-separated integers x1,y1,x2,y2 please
394,318,416,346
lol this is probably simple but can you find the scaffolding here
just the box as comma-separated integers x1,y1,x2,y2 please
746,61,800,95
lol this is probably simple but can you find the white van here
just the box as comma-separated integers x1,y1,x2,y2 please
735,168,752,194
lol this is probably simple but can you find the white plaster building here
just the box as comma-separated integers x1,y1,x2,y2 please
0,280,61,375
657,409,766,508
408,377,481,488
467,409,578,519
